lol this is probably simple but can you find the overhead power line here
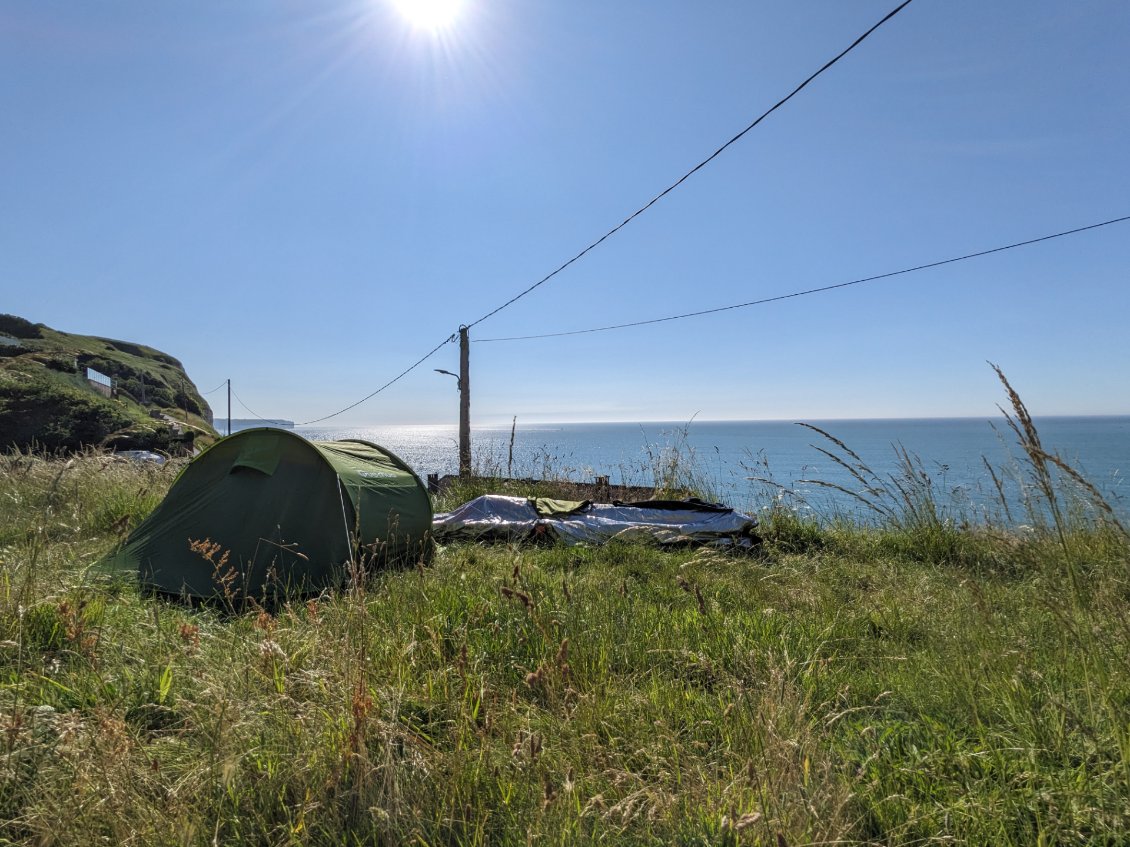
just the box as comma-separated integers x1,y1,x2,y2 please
275,1,915,426
474,215,1130,343
297,333,457,426
465,0,916,330
199,380,228,396
230,384,275,422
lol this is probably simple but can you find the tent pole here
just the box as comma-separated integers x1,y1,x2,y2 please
459,326,471,478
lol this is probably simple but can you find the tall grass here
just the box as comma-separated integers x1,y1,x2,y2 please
0,380,1127,844
436,418,713,512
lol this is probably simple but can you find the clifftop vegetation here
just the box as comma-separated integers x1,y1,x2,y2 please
0,400,1126,844
0,314,216,454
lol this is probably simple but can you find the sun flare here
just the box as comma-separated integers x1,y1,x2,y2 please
389,0,464,31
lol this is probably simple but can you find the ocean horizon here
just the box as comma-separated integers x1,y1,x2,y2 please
228,415,1130,523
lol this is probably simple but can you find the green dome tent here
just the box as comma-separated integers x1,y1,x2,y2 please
101,428,433,601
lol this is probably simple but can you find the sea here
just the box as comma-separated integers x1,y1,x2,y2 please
232,417,1130,524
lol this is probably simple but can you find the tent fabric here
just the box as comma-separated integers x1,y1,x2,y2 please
100,429,432,601
433,495,758,549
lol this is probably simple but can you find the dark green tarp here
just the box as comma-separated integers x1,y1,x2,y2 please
100,428,432,601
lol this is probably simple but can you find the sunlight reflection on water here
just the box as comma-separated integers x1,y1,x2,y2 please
232,418,1128,521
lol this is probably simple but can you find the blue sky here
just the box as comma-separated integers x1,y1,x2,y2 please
3,1,1128,425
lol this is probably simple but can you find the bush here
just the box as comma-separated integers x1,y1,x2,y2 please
98,338,181,367
172,386,205,418
0,314,44,339
76,355,202,414
105,425,193,455
98,338,149,358
0,373,133,452
76,354,134,380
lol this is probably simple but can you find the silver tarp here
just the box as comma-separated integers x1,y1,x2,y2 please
432,495,759,549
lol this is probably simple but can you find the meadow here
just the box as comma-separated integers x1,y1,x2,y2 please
0,379,1127,845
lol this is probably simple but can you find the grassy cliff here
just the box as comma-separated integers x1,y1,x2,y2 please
0,314,216,454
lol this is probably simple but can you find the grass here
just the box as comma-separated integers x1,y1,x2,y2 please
435,418,716,510
0,396,1128,844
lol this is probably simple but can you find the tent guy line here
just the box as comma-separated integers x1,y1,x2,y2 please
473,214,1130,343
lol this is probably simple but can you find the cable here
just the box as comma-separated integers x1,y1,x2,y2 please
297,333,457,426
465,0,915,331
229,385,278,423
475,214,1130,342
199,380,227,396
259,2,915,425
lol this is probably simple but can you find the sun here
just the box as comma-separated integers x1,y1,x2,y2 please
389,0,464,32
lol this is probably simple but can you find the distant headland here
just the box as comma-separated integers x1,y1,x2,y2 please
226,419,295,429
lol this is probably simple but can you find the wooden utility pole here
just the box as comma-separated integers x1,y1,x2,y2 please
459,326,471,477
226,379,231,436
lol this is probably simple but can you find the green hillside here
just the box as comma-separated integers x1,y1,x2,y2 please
0,313,216,454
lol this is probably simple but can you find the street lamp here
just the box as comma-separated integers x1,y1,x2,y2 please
435,365,471,477
434,368,461,390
